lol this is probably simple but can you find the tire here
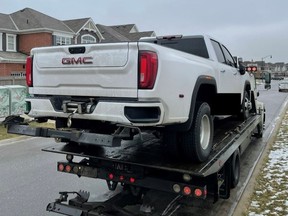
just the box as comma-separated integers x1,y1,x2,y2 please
256,124,263,138
181,102,213,162
255,107,265,138
239,91,250,120
230,149,240,189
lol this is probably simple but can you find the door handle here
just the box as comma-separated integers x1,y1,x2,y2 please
220,70,226,73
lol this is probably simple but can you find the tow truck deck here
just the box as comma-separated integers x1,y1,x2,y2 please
14,115,264,215
7,114,263,216
43,115,259,177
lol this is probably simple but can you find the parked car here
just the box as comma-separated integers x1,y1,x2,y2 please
279,81,288,92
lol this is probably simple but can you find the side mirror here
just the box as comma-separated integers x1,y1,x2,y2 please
235,57,246,75
239,64,246,75
264,72,271,90
264,72,271,84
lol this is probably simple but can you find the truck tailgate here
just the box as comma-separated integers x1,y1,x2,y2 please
31,43,138,98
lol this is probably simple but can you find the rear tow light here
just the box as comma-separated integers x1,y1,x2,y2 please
173,184,207,199
65,165,72,173
108,173,114,180
183,186,192,195
58,164,65,172
26,56,33,87
139,51,158,89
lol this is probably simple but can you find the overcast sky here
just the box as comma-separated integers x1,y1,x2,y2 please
2,0,287,63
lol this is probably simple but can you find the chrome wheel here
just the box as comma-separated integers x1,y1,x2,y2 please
200,114,211,150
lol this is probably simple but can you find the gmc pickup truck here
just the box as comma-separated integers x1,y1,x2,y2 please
23,35,257,162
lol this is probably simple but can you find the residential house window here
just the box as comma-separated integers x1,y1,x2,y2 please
81,35,96,44
0,33,2,51
55,36,72,45
6,34,16,51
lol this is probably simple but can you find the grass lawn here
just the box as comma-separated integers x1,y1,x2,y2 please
245,110,288,216
0,124,19,140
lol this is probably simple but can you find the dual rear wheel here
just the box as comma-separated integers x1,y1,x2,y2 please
164,102,213,163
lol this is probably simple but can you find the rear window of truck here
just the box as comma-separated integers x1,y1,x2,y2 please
143,37,209,59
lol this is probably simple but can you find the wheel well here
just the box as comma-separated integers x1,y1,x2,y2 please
196,84,216,108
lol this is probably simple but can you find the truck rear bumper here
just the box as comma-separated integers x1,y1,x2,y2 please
26,98,166,126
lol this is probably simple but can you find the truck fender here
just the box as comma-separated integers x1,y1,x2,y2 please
171,75,217,132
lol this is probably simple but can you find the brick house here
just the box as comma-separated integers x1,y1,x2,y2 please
0,8,155,77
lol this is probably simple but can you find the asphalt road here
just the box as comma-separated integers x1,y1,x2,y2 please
0,80,287,216
0,136,111,216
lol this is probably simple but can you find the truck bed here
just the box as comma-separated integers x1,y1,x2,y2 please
43,115,261,177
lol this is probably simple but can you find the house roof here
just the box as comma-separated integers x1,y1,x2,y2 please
109,24,155,41
63,18,90,33
10,8,73,34
97,24,155,42
64,18,104,40
0,8,156,41
96,24,131,42
0,13,17,31
125,31,156,41
110,24,137,33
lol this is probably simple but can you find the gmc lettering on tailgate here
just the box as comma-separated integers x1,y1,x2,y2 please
62,57,93,65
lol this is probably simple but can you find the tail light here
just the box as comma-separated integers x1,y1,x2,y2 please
26,56,33,87
65,165,72,173
194,188,207,199
108,173,114,180
183,186,192,195
58,164,65,172
129,177,136,183
194,189,203,197
139,51,158,89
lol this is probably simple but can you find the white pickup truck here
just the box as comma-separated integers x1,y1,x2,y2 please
25,35,257,162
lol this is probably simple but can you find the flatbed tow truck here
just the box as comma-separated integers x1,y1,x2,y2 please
6,107,265,216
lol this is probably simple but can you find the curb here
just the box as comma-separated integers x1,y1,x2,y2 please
233,96,288,215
